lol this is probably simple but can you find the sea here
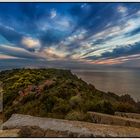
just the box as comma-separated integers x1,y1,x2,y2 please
72,68,140,101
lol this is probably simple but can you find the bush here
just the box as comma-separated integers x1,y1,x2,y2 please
4,107,16,121
65,111,92,122
19,101,36,114
52,100,71,114
116,102,137,113
3,91,17,107
65,111,84,121
84,100,97,112
41,94,57,113
119,94,135,104
69,95,82,108
136,101,140,113
92,100,115,115
21,93,35,104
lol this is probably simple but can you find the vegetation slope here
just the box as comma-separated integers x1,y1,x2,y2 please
1,68,140,121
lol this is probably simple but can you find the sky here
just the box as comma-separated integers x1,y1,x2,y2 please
0,3,140,70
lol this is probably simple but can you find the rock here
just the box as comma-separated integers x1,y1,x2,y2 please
45,129,68,137
45,129,94,137
2,114,140,137
88,111,140,128
18,126,45,137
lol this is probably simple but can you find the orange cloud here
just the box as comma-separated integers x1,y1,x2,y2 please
22,37,40,49
85,54,140,65
0,54,18,59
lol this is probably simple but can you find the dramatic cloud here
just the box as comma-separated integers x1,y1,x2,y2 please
0,54,18,59
0,44,44,60
21,37,41,51
0,3,140,69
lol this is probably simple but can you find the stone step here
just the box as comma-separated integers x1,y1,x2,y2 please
88,111,140,128
115,112,140,120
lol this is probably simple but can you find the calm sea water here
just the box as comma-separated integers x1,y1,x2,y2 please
72,69,140,101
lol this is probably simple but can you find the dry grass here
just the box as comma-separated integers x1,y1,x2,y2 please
0,129,20,137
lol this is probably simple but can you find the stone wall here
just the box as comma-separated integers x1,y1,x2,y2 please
88,111,140,128
115,112,140,120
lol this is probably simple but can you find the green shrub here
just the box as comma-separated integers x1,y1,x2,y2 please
65,111,84,121
92,100,115,115
21,93,35,104
41,94,57,113
116,102,137,113
3,91,17,107
19,101,36,114
52,100,71,114
65,111,92,122
69,95,82,108
136,101,140,113
4,107,16,121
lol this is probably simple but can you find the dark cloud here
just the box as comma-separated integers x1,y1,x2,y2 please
70,4,121,34
0,25,23,44
125,27,140,37
17,3,49,32
86,42,140,60
39,29,68,46
0,3,48,34
0,45,43,60
0,25,38,52
69,3,140,41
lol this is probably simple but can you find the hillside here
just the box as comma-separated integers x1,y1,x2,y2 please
1,68,140,121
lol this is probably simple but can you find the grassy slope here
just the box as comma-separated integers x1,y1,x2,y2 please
1,68,139,121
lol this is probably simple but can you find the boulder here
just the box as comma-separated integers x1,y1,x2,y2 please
18,126,45,137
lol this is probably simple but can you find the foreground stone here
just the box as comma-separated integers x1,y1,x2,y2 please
115,112,140,120
2,114,140,137
18,126,45,137
88,111,140,128
0,126,45,137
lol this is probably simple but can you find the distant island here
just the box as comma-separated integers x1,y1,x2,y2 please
1,68,140,122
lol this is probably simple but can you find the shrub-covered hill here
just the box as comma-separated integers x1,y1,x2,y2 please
1,68,140,121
